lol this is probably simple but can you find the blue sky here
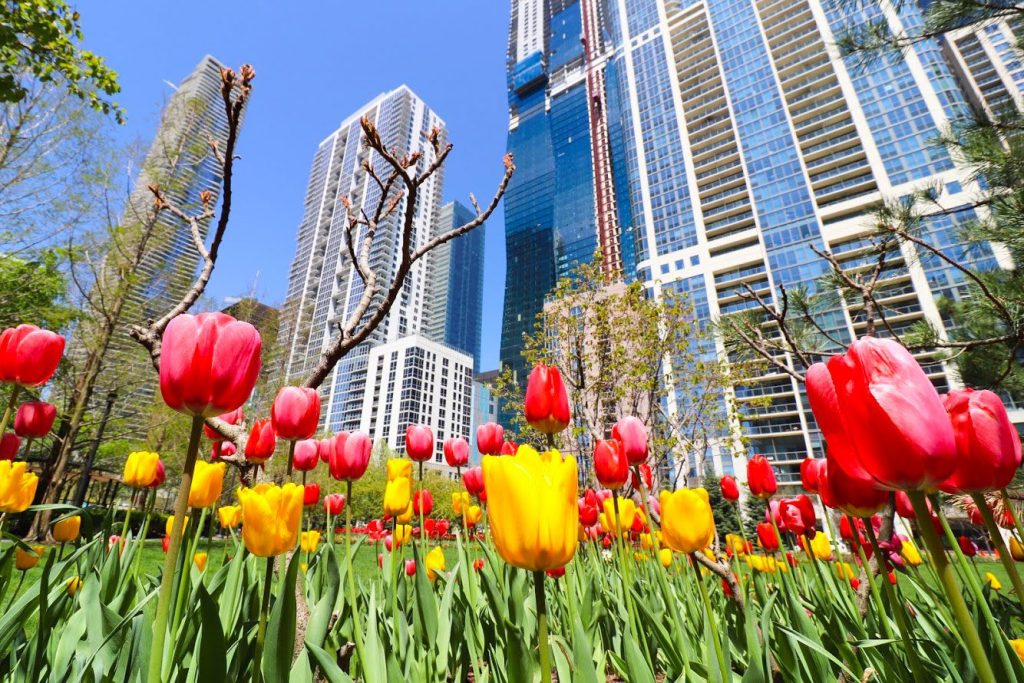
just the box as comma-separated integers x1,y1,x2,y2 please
80,2,510,370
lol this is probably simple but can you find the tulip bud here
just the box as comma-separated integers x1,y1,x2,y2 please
405,559,417,576
940,388,1023,493
303,483,320,506
292,439,320,472
800,458,824,494
756,522,779,551
476,422,504,455
720,475,739,502
328,431,372,481
244,419,277,464
594,438,629,490
271,386,321,441
0,325,65,387
612,416,648,464
747,455,777,499
149,459,166,489
0,432,19,460
443,437,469,468
463,466,485,500
323,493,345,516
405,424,434,462
14,401,56,439
523,364,570,434
413,489,433,516
500,440,517,455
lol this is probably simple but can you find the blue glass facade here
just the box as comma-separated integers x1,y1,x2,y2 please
441,201,485,370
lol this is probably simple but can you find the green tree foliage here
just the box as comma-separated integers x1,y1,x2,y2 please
0,249,73,330
742,494,768,541
0,1,121,120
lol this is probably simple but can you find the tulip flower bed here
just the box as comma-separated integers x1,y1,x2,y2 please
4,321,1024,681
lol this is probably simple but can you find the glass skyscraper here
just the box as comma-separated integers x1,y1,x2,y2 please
499,0,1014,488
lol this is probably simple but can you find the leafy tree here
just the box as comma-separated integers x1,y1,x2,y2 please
0,249,74,330
0,1,121,120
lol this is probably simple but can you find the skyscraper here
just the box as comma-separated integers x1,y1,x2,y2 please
424,201,485,369
499,0,1013,488
279,86,447,432
79,55,243,420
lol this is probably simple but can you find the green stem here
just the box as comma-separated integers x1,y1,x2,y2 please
692,552,729,680
0,385,21,437
863,520,926,683
120,493,133,541
253,555,274,683
172,507,208,631
345,480,367,679
1001,488,1024,551
971,491,1024,608
932,495,1017,681
846,516,893,640
147,414,203,683
533,570,552,683
908,490,995,683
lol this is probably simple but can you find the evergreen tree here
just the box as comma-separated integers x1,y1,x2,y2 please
742,494,768,541
704,462,739,539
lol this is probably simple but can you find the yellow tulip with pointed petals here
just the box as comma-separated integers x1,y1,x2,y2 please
426,546,446,581
383,459,413,517
301,530,321,554
598,497,636,535
123,451,160,488
659,488,715,554
237,483,303,557
193,552,208,572
482,445,578,572
218,505,242,529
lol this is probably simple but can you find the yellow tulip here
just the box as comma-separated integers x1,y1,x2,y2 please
801,533,833,561
426,546,446,581
452,491,470,514
123,451,159,488
482,446,578,572
397,503,414,524
633,551,648,562
986,572,1002,591
189,461,225,508
659,488,715,554
901,539,923,566
835,562,856,580
193,552,208,572
1010,536,1024,561
383,459,412,517
15,545,44,570
725,533,747,557
599,496,637,535
1010,639,1024,662
466,504,483,526
658,548,673,568
52,515,81,543
301,530,321,554
66,576,82,595
393,524,412,547
0,461,38,513
640,533,653,550
166,514,190,538
237,483,304,557
218,505,242,529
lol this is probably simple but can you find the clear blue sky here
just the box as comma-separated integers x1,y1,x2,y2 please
79,1,510,370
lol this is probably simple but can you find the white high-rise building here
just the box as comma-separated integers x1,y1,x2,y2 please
279,86,447,432
358,334,474,477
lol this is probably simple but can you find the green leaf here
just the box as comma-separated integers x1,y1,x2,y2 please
262,553,300,681
196,584,226,683
306,545,340,649
411,543,438,648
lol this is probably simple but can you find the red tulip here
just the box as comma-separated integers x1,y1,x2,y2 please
594,438,629,489
405,424,434,462
818,453,888,518
777,495,816,537
579,490,600,527
473,558,484,572
747,455,777,499
786,552,798,568
967,503,985,526
303,483,320,506
850,578,861,591
813,337,956,491
212,441,236,461
159,313,261,417
377,553,384,568
327,431,372,481
839,515,862,542
463,466,485,499
204,407,243,441
271,386,320,441
404,559,417,577
612,416,648,464
413,489,433,516
366,519,385,540
292,439,319,472
757,522,779,551
476,422,504,455
958,535,978,557
720,475,740,502
800,458,824,494
500,440,517,456
546,567,565,578
443,437,469,468
149,459,166,489
940,388,1022,493
895,491,922,520
324,493,345,516
0,324,65,387
162,536,171,553
318,438,332,463
14,401,56,439
722,577,735,597
0,432,19,460
244,418,276,464
523,364,570,434
888,571,897,585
